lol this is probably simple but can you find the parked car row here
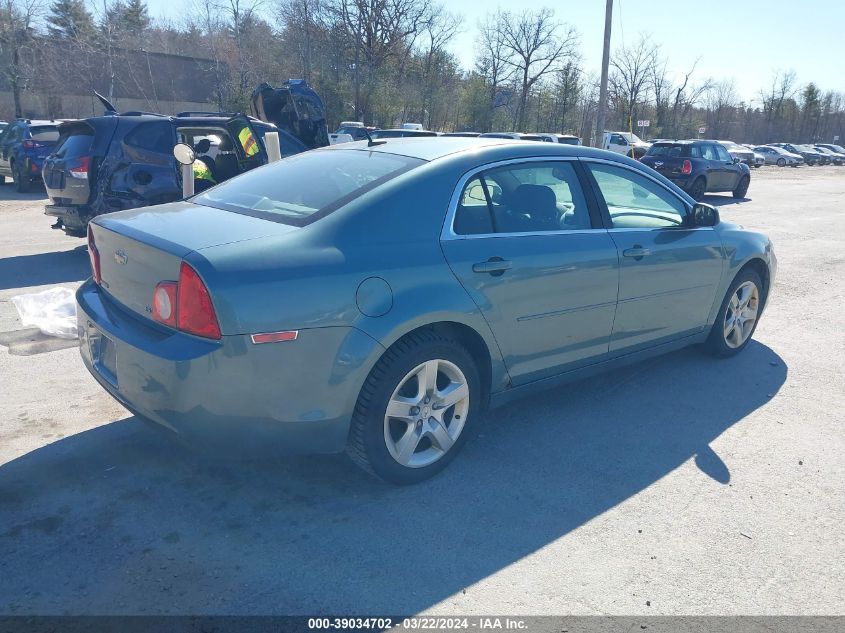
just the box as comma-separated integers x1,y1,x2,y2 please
332,122,584,145
744,142,845,166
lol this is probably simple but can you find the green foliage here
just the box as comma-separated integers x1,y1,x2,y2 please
47,0,96,42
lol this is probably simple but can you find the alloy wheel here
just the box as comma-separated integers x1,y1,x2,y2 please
723,281,759,348
383,358,470,468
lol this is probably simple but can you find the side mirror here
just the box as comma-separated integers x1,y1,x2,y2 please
733,157,741,164
173,143,195,166
693,202,719,227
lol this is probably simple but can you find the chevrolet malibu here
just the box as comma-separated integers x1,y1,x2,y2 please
78,138,776,484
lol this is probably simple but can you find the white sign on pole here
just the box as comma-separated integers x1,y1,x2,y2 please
698,126,706,134
835,135,840,141
637,120,650,128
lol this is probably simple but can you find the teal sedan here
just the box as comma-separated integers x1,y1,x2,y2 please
77,138,776,484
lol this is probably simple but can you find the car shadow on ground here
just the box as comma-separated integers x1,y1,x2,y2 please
702,195,751,208
0,185,47,201
0,342,786,615
0,246,88,291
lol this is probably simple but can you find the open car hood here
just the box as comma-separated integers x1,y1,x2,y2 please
251,80,329,150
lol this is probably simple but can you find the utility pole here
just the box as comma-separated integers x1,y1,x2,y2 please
595,0,613,147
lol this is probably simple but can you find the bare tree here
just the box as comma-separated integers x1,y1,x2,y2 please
475,10,514,132
608,33,659,131
498,8,577,131
332,0,430,122
705,79,739,138
0,0,43,117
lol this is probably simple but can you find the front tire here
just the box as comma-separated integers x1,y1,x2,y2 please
12,162,31,193
705,268,764,358
776,158,786,167
347,329,481,484
732,175,750,199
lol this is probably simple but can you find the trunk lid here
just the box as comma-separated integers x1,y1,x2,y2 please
91,201,298,321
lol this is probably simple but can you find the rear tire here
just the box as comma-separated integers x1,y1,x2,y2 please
346,329,482,484
689,177,706,201
776,158,786,167
732,176,750,199
705,268,764,358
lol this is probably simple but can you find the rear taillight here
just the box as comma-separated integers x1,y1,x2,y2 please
150,263,221,339
152,282,177,327
69,156,90,180
87,226,101,284
177,263,221,339
22,139,37,150
681,159,692,175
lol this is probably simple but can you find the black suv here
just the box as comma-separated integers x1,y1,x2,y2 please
42,112,306,236
640,140,751,200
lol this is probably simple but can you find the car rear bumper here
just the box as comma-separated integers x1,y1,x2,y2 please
76,279,384,455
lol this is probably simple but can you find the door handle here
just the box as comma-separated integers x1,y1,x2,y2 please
472,258,512,276
623,246,651,260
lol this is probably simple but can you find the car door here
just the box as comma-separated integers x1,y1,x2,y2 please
440,159,620,385
225,115,268,174
608,133,629,155
583,160,725,354
698,142,724,190
714,144,739,190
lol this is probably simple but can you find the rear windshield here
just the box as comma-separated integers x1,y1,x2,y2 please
29,126,60,142
647,143,689,157
193,149,424,226
55,132,93,158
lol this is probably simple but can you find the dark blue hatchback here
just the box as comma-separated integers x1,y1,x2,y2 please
641,140,751,200
0,119,63,192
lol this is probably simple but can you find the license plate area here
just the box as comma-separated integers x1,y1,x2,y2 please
88,324,118,387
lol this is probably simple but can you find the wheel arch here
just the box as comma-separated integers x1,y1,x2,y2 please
737,257,771,305
362,317,505,410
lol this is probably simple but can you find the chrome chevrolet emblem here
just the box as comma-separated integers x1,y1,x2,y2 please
114,249,128,265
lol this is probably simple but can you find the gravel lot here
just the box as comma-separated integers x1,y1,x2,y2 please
0,167,843,616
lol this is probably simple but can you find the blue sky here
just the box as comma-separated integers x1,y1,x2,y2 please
145,0,840,104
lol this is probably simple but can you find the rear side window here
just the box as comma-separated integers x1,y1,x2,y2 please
194,149,423,226
454,161,591,235
28,126,60,142
124,122,174,153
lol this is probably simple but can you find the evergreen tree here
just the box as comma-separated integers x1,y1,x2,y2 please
117,0,150,33
46,0,95,41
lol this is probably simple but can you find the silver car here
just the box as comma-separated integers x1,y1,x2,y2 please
754,146,802,167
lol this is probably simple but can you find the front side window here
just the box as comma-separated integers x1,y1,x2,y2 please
587,163,687,229
453,161,591,235
194,149,423,226
715,145,732,162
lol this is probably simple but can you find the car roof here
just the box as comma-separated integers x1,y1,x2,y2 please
20,119,63,126
318,136,621,163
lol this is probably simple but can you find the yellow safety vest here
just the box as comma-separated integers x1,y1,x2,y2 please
238,127,260,157
192,160,215,182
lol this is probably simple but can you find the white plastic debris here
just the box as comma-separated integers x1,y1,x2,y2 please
11,287,78,340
